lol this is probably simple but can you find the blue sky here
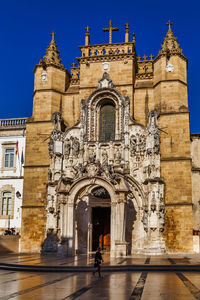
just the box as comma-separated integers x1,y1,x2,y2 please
0,0,199,132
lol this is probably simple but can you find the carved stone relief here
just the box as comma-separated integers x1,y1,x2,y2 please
45,74,165,255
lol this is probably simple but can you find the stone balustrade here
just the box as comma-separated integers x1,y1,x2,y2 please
80,43,135,58
136,55,154,79
0,118,27,129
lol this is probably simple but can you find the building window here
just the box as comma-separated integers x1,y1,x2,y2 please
1,191,12,216
99,104,115,141
4,148,14,168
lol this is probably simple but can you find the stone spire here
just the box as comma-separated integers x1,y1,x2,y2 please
39,31,65,70
158,20,184,58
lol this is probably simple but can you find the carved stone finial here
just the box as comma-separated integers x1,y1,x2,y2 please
39,32,65,70
103,20,119,44
132,32,136,44
159,21,184,58
85,25,90,46
125,23,129,43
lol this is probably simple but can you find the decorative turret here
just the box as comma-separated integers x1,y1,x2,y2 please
158,20,186,59
33,31,70,121
39,31,65,70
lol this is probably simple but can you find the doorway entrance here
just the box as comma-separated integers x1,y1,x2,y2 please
92,207,110,251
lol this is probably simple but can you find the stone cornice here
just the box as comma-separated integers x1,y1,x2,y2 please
77,53,136,64
153,79,188,88
159,111,189,116
21,205,45,208
26,119,52,124
79,83,133,90
24,164,49,168
154,52,188,64
79,42,135,48
33,89,65,97
165,202,192,206
33,63,69,74
161,157,191,162
0,176,24,180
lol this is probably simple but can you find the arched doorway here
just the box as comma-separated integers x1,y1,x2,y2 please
90,187,111,251
74,185,111,254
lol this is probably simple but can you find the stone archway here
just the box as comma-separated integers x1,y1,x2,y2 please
74,185,111,254
64,177,129,257
61,176,147,257
71,180,113,255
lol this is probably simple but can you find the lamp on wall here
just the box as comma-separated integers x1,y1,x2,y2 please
16,191,21,198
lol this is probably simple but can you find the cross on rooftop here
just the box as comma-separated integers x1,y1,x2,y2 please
85,25,90,32
125,22,129,30
103,20,119,44
166,20,173,30
50,31,56,40
143,54,148,61
149,54,155,60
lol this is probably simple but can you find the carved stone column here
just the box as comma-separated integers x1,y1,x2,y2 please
115,193,128,256
65,202,74,256
143,181,165,253
110,202,117,257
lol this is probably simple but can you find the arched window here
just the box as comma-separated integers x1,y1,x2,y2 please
1,191,12,216
99,103,115,141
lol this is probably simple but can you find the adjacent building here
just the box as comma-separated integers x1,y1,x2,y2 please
0,118,26,236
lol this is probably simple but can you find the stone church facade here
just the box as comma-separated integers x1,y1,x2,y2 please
21,21,195,256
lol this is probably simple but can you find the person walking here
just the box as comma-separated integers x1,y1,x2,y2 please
93,247,104,278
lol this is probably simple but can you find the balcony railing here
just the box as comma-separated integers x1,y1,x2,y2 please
0,118,27,129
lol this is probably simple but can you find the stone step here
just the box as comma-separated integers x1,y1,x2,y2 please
0,262,200,272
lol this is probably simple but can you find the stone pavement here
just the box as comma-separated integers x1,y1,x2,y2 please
1,253,200,299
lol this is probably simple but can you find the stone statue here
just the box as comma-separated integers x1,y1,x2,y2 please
72,137,80,157
48,169,52,181
102,149,108,166
130,135,137,156
64,138,71,157
114,149,122,164
74,163,84,179
48,139,54,156
52,112,62,131
88,150,96,163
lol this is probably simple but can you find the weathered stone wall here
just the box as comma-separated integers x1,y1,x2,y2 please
191,134,200,232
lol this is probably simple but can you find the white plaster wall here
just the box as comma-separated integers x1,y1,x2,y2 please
0,132,26,233
0,134,25,177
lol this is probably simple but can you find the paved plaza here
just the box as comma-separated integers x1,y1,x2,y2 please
0,253,200,299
